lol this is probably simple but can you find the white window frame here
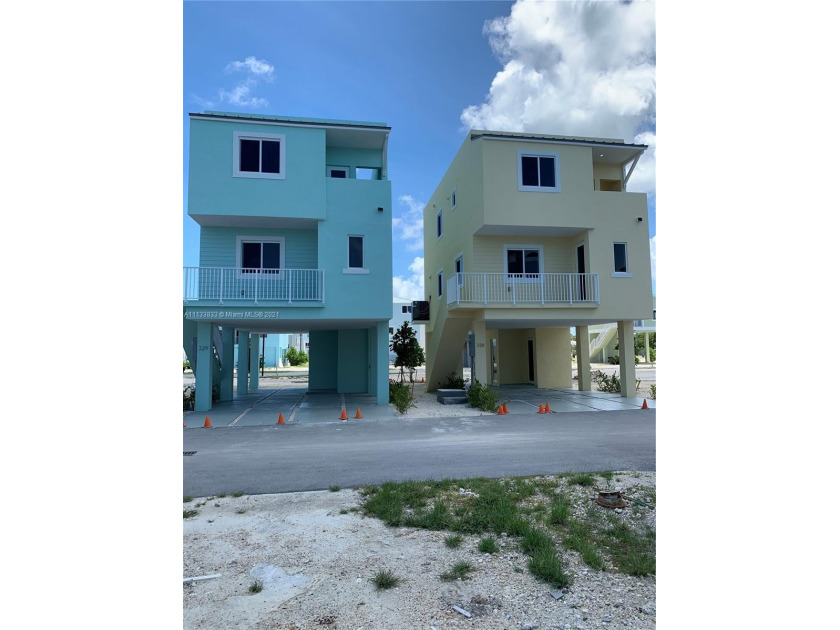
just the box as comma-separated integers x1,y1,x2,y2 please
437,269,444,298
504,244,544,283
236,235,285,277
454,254,464,286
344,234,369,274
233,131,286,180
436,209,443,240
517,150,560,192
326,166,349,178
451,187,457,210
611,242,632,277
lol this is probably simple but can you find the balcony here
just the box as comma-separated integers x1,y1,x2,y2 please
446,272,599,307
184,267,324,305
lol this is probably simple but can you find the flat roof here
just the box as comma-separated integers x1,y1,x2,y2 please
190,110,390,131
470,130,647,150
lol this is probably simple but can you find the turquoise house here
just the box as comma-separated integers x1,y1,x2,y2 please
183,112,393,411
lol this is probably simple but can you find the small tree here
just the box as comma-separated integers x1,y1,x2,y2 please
390,321,425,385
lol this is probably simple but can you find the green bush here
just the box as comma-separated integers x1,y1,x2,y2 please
285,347,308,366
389,381,415,414
466,379,500,412
649,384,656,400
438,371,465,389
591,370,640,394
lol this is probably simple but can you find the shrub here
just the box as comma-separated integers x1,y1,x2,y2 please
650,384,656,400
438,371,465,389
389,382,415,415
285,347,308,366
183,385,195,411
466,379,500,412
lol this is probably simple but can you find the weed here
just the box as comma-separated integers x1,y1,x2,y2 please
649,384,656,399
236,508,246,514
339,509,348,515
441,561,474,581
329,485,340,492
371,569,402,590
183,509,199,519
548,496,571,526
563,519,607,571
444,534,463,549
183,496,193,503
520,527,554,554
597,520,656,576
249,579,263,594
216,493,227,498
597,471,614,482
528,546,572,589
466,378,500,412
567,473,596,487
478,537,499,554
438,371,466,389
389,382,415,414
232,491,244,497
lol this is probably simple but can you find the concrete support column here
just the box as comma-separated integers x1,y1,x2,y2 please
249,333,260,391
195,322,214,412
237,330,249,395
644,332,650,363
470,320,488,386
576,325,591,391
534,327,572,389
617,320,636,397
219,327,235,401
373,321,389,405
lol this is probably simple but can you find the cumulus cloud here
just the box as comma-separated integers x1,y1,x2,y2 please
197,56,275,109
392,194,425,252
462,0,655,195
393,257,425,301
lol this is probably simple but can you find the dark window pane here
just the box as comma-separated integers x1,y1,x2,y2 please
240,140,260,172
263,242,280,269
614,244,627,273
438,273,443,295
330,169,347,178
349,236,364,268
524,250,540,274
242,242,261,269
261,141,280,173
539,157,555,188
437,213,442,237
507,250,523,274
521,156,538,186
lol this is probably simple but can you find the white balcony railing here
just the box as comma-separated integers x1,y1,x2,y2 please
446,272,599,306
183,267,324,305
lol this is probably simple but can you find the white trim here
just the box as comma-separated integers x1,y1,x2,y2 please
233,131,286,179
347,234,366,270
235,235,285,274
454,253,464,286
517,150,560,192
327,166,349,178
611,272,633,278
612,242,629,274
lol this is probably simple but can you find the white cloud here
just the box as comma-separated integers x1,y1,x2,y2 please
218,84,269,108
393,256,425,301
462,0,656,195
392,194,425,252
225,56,275,80
198,56,275,110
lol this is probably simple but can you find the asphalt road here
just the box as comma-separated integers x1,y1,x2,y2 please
183,409,655,497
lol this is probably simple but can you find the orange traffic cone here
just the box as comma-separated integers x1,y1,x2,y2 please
277,412,285,425
538,404,545,414
421,377,425,383
203,416,212,428
355,407,363,419
183,422,186,429
340,408,347,420
497,404,505,415
641,399,648,409
502,403,509,414
545,402,551,413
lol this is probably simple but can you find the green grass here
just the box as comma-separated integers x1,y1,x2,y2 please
360,473,655,586
249,580,263,594
329,485,340,492
444,534,463,549
371,569,402,590
441,561,474,581
183,496,193,503
232,491,244,497
183,509,198,519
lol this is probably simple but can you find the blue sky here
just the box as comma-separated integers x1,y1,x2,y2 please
184,0,656,297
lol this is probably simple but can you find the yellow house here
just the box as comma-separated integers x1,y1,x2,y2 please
415,130,653,397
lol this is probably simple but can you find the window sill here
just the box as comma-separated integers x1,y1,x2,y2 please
611,272,633,278
343,268,369,274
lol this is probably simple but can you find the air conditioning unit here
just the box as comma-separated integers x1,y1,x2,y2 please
411,300,430,322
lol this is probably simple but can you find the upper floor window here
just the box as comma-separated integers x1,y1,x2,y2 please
451,187,457,210
327,166,349,178
506,247,541,279
437,270,443,298
344,235,368,274
436,210,443,239
518,151,559,192
237,236,284,273
401,305,411,313
233,131,285,179
612,242,632,277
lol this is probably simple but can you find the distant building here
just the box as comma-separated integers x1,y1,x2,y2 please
389,298,426,364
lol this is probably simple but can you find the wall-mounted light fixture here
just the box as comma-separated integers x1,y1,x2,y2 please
377,207,383,213
637,217,643,222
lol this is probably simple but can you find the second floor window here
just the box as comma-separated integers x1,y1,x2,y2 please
507,248,540,278
234,132,285,179
348,235,364,269
240,240,282,273
436,210,443,239
613,243,628,274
